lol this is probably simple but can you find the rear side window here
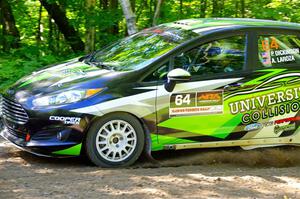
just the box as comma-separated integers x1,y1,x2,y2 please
258,34,300,67
173,35,246,76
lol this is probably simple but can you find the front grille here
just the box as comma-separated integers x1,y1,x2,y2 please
1,96,29,125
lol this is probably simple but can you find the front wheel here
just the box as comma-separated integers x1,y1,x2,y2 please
85,113,145,167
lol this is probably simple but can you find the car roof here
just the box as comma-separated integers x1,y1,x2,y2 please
164,18,300,34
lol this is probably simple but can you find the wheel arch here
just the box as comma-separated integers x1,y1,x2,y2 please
82,111,153,160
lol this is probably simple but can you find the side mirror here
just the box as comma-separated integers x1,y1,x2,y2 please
167,68,191,82
165,68,191,92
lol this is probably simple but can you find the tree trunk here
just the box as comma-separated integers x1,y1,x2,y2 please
118,0,138,35
153,0,163,26
0,0,20,51
85,0,96,53
48,16,54,52
100,0,108,9
148,0,154,26
200,0,207,18
39,0,84,52
240,0,245,17
179,0,183,17
36,4,43,44
212,0,218,17
109,0,119,35
235,0,239,17
219,0,224,17
55,25,60,53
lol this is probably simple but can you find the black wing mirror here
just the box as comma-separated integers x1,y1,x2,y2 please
165,68,191,92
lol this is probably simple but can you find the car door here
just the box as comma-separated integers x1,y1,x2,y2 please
243,29,300,141
152,33,257,150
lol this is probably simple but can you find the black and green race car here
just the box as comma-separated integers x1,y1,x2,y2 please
1,18,300,167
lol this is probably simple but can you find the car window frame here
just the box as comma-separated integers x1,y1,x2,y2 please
139,29,251,83
252,28,300,70
168,30,252,81
141,60,171,83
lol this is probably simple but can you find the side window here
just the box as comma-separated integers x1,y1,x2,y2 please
258,34,300,67
173,36,246,76
143,62,169,82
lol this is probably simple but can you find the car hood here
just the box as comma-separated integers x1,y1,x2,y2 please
7,58,117,99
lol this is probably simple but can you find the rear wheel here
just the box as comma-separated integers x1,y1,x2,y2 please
85,113,145,167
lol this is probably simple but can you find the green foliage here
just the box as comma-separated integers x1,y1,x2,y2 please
0,46,76,92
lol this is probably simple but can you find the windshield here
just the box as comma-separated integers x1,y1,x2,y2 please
87,26,198,71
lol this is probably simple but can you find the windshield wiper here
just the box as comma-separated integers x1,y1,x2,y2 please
79,49,101,62
84,61,115,71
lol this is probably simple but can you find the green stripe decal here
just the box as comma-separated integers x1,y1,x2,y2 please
52,144,82,156
158,114,243,139
242,68,286,86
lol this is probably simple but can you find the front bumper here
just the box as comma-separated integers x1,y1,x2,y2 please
0,94,98,157
0,120,83,157
0,103,90,157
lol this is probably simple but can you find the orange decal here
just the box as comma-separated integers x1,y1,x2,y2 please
270,37,279,49
198,93,221,101
262,39,270,51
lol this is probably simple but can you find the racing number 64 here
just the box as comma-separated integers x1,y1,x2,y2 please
175,94,191,106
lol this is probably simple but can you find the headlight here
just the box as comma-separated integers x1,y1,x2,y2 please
33,88,103,107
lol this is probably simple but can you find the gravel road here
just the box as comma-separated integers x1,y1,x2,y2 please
1,137,300,199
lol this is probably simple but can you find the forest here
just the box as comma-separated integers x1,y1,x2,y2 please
0,0,299,91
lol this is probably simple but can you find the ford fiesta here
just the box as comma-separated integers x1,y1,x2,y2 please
2,18,300,167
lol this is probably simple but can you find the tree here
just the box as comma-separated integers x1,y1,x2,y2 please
110,0,119,35
240,0,245,17
212,0,219,17
85,0,96,53
235,0,239,17
100,0,108,9
118,0,138,35
153,0,163,26
200,0,207,18
179,0,183,17
0,0,20,51
36,4,43,44
39,0,84,52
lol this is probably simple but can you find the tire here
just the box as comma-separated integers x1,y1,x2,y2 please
85,113,145,167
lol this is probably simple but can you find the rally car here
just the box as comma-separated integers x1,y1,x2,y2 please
1,18,300,167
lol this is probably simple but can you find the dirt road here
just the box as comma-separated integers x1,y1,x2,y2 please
1,136,300,199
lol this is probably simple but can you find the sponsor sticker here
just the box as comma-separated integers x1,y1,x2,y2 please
261,121,274,127
244,123,262,131
274,123,296,134
261,37,299,65
229,86,300,124
49,116,81,125
169,90,223,117
275,116,300,124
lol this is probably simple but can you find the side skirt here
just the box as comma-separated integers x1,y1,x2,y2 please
164,134,300,150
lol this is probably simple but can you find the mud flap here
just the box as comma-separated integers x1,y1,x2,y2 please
142,123,160,165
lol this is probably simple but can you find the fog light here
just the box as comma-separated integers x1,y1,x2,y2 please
57,132,63,140
57,130,70,141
